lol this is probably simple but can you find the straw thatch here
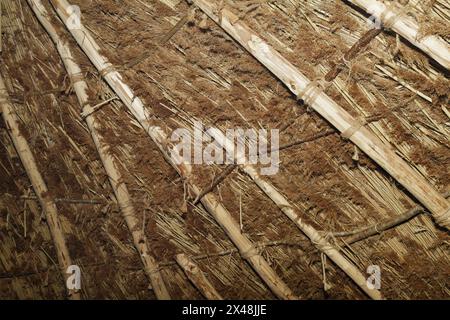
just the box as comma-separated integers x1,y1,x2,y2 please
0,0,449,300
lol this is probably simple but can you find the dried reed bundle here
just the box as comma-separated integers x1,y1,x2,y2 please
346,0,450,69
0,74,80,300
176,254,223,300
48,0,296,300
208,128,382,299
190,0,450,231
26,0,171,300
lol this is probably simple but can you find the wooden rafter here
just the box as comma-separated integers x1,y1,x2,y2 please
207,127,382,299
345,0,450,70
190,0,450,231
26,0,171,300
0,74,80,300
176,253,223,300
48,0,296,300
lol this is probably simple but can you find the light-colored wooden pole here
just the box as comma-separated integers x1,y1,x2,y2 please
0,75,80,300
26,0,171,300
176,254,223,300
190,0,450,231
346,0,450,70
49,0,296,300
208,128,382,299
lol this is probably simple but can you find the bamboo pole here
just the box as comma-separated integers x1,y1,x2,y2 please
346,0,450,70
190,0,450,231
26,0,171,300
208,128,382,299
49,0,296,300
176,254,223,300
0,75,80,300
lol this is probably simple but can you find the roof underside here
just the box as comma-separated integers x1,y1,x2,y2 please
0,0,449,299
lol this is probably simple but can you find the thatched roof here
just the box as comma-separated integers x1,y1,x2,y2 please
0,0,449,299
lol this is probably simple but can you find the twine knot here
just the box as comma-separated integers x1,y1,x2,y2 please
341,118,367,140
435,208,450,229
240,245,259,260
